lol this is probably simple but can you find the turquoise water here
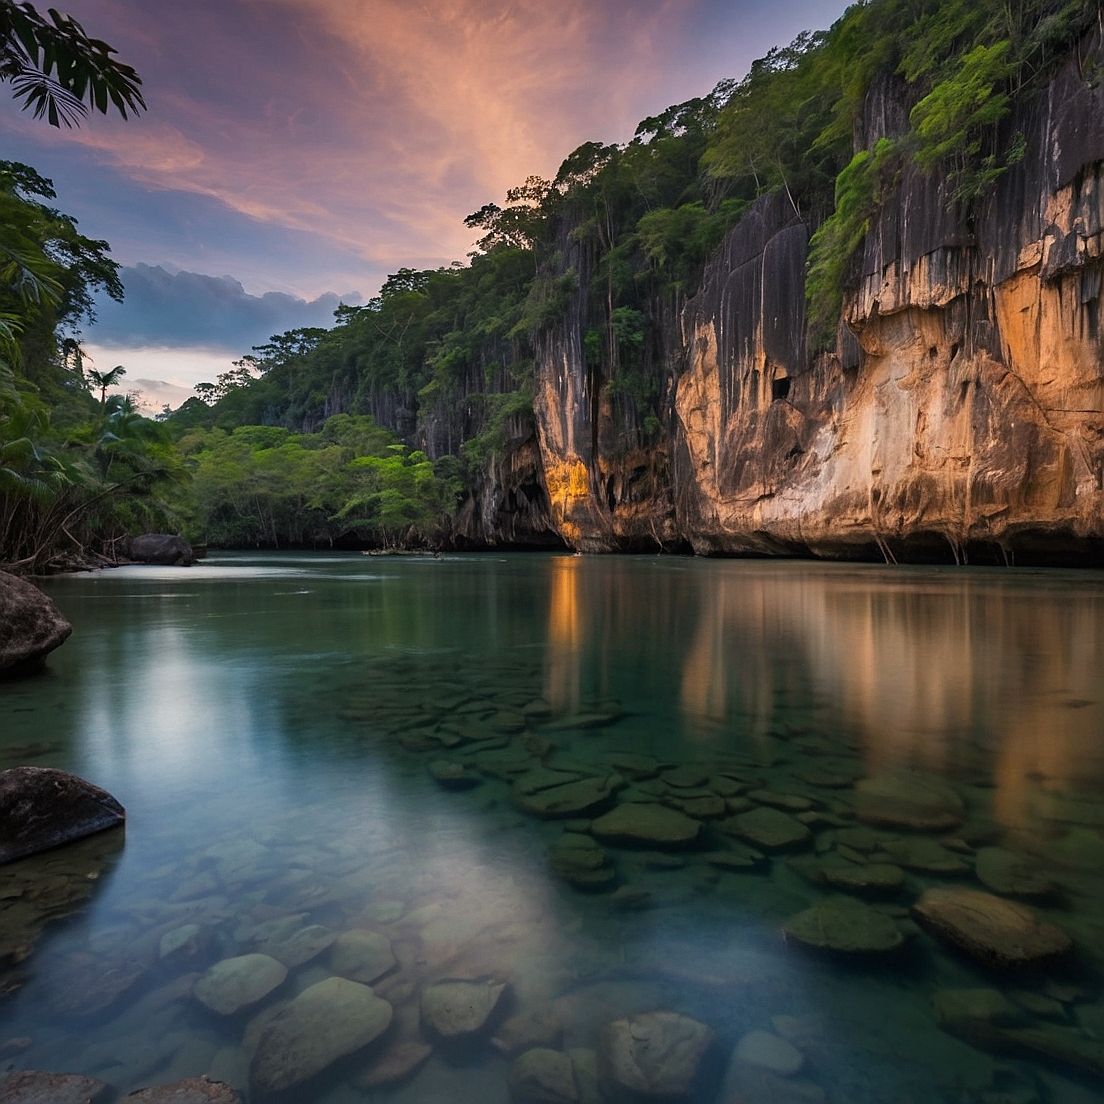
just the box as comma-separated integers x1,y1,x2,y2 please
1,552,1103,1102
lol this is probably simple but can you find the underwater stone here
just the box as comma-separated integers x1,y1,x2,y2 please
160,924,203,961
0,1070,110,1103
421,977,507,1039
783,899,905,954
0,767,125,866
598,1011,714,1099
354,1039,433,1088
660,766,710,789
748,790,814,811
515,776,617,818
733,1030,804,1076
912,887,1072,969
881,837,970,874
330,929,396,983
492,1004,565,1055
821,862,905,897
931,988,1023,1035
509,1048,580,1104
727,807,810,851
854,770,965,830
123,1078,241,1102
193,954,287,1015
428,760,481,789
974,847,1058,900
258,924,335,969
590,803,700,848
548,834,615,888
251,977,392,1095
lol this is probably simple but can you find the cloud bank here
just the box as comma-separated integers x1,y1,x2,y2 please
90,264,358,351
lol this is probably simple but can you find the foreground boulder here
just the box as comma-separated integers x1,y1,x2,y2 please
250,977,392,1095
912,887,1072,968
598,1011,714,1099
0,1070,109,1103
126,534,195,566
0,571,72,672
0,767,125,866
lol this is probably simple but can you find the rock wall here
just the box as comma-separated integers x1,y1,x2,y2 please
525,38,1104,563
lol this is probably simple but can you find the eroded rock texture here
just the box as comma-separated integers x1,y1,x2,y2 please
524,39,1104,563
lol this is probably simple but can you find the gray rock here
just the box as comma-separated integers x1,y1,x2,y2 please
160,924,204,960
193,954,287,1015
123,1078,241,1102
0,571,72,671
509,1048,579,1104
912,887,1072,968
354,1039,433,1088
421,977,507,1039
126,534,195,566
330,929,396,983
0,767,125,866
492,1004,564,1055
250,977,392,1095
881,837,970,874
598,1011,714,1099
0,1070,110,1103
258,924,335,969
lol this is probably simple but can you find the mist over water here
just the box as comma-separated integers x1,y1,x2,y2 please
1,553,1102,1103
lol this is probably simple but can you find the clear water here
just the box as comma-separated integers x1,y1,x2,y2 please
1,552,1103,1103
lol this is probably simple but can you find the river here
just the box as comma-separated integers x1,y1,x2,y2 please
1,552,1102,1102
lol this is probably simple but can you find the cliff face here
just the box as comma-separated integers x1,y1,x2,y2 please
523,39,1104,563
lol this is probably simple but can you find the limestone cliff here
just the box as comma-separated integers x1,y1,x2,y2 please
524,37,1104,563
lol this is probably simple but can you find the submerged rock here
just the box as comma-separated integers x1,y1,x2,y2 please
548,833,615,888
515,776,617,818
330,929,396,983
194,954,287,1015
0,767,125,866
974,847,1058,900
726,807,810,851
0,1070,110,1103
881,837,970,874
597,1011,714,1099
509,1048,580,1104
0,571,72,672
931,988,1022,1036
783,899,905,954
590,803,700,848
421,977,506,1039
732,1030,804,1076
911,887,1072,968
250,977,392,1095
492,1004,564,1055
124,1078,241,1102
428,760,481,789
821,861,905,896
355,1039,433,1088
258,924,335,969
854,770,965,830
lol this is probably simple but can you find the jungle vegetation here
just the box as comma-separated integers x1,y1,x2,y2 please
3,0,1101,562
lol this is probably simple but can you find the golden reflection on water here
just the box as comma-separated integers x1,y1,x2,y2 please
544,559,1104,831
544,555,582,713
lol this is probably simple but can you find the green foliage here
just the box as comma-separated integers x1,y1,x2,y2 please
176,415,458,549
0,1,145,127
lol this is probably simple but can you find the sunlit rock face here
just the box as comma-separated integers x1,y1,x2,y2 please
527,35,1104,563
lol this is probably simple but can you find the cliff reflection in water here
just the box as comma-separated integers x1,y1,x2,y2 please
544,558,1104,832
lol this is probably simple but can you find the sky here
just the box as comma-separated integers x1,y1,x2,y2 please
0,0,849,403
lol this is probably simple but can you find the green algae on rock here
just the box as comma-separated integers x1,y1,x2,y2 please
783,899,905,954
589,803,701,848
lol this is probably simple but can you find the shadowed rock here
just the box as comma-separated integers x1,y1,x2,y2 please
124,1078,241,1102
0,1070,110,1103
0,571,71,673
598,1011,714,1100
0,767,125,866
126,534,195,565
